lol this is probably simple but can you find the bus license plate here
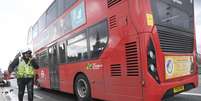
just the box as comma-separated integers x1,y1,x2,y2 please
173,86,184,93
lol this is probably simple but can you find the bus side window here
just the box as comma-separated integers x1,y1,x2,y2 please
39,54,42,67
35,54,40,66
39,51,48,67
88,20,108,59
67,33,88,63
58,42,66,64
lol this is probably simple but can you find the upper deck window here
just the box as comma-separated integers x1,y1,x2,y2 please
32,22,39,39
64,0,77,11
46,1,58,25
38,13,46,32
71,0,86,29
151,0,194,32
63,0,86,33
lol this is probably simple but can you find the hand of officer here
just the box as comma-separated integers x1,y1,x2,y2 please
8,67,13,74
4,70,10,78
15,52,21,58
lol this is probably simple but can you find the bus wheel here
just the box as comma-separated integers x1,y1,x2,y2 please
74,74,91,101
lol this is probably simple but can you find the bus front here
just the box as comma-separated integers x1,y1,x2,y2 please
143,0,198,100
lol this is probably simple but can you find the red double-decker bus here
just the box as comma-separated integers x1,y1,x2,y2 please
27,0,198,101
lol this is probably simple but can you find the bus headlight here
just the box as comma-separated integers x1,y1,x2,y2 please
148,50,155,59
147,39,160,83
149,64,156,72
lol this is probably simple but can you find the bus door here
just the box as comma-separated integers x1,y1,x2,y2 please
48,44,60,90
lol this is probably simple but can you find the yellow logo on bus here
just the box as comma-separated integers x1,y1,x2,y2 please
86,63,103,70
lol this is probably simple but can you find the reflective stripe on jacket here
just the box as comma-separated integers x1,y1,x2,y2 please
16,59,35,78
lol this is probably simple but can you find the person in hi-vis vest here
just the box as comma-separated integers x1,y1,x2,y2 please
8,49,39,101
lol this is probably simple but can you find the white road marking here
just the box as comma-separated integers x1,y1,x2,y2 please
0,87,17,101
34,94,43,99
181,92,201,97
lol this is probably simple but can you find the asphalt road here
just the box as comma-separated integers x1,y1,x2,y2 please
0,76,201,101
164,77,201,101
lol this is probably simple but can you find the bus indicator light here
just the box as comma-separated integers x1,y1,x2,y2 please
146,13,154,26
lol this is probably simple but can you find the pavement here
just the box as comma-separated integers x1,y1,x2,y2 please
0,79,76,101
0,75,201,101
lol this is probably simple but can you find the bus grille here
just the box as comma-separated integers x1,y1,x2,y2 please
107,0,122,8
109,15,118,29
125,42,139,76
111,64,121,76
158,27,194,53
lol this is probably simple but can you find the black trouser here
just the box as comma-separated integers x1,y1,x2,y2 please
17,78,34,101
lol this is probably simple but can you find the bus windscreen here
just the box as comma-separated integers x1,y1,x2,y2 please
151,0,194,32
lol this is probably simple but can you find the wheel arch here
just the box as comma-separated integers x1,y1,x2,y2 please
73,72,90,94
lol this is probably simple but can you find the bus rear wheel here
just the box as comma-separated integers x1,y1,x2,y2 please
74,74,91,101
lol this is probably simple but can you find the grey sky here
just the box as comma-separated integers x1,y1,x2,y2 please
0,0,53,70
195,0,201,53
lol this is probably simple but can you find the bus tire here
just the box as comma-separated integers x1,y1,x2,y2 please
74,74,92,101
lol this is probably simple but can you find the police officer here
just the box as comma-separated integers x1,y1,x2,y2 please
8,49,39,101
